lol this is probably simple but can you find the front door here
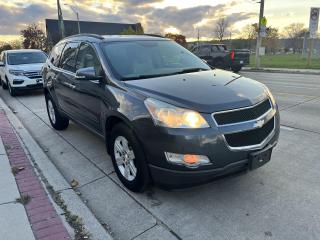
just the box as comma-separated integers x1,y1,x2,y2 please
71,43,105,133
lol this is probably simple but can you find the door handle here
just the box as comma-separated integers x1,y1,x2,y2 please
63,82,76,89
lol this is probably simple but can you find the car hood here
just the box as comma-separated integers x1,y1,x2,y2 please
125,69,269,113
8,63,44,72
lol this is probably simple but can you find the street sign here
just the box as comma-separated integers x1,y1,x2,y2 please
260,16,267,38
309,7,319,38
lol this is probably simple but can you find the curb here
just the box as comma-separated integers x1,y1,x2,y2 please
241,67,320,75
0,97,112,240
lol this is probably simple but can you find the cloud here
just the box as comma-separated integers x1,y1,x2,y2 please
0,0,256,39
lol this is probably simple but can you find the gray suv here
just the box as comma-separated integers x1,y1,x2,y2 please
42,34,280,192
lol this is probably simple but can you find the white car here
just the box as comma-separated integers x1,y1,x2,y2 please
0,49,47,96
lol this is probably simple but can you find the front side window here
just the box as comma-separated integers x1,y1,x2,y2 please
50,42,65,67
199,46,211,55
101,40,210,80
7,52,47,65
76,43,102,76
59,42,79,73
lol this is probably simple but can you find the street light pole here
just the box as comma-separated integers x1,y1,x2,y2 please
255,0,265,69
75,11,81,34
64,4,81,34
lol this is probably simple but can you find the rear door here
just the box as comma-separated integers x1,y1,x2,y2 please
198,45,212,63
54,42,80,115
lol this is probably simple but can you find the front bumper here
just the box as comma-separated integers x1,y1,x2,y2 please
134,109,280,188
12,83,43,91
7,74,43,91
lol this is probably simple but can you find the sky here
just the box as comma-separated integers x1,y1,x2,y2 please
0,0,319,42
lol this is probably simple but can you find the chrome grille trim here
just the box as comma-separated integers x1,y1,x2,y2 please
211,98,277,151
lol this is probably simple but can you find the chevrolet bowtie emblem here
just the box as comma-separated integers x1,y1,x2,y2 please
254,119,265,128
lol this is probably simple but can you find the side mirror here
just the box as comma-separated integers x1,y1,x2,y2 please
0,61,5,67
76,67,101,80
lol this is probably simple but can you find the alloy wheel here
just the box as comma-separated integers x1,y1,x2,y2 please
114,136,137,181
47,99,56,124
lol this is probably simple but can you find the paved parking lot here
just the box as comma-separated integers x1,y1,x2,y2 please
0,71,320,240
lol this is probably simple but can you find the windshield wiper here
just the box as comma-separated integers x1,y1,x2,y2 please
121,73,177,81
175,68,209,74
121,68,210,81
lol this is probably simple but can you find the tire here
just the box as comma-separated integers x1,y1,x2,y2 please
231,65,242,73
214,61,226,69
2,77,8,89
45,94,69,130
110,123,150,192
8,81,17,96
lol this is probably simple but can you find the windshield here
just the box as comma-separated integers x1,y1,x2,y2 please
101,40,210,80
7,52,47,65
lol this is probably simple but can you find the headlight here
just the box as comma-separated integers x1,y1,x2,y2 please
265,87,276,107
144,98,209,128
9,70,24,76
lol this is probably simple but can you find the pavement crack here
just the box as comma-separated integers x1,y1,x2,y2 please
0,200,16,206
280,124,320,135
130,223,158,240
76,176,107,189
279,95,320,112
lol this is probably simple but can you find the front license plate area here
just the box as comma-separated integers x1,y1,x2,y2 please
249,148,272,170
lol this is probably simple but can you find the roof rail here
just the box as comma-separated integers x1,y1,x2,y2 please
64,34,104,40
141,34,165,38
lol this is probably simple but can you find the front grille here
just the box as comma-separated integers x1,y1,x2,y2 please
224,117,275,148
24,71,42,79
25,83,43,89
214,99,272,125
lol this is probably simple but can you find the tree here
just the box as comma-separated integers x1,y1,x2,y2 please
214,18,229,42
0,43,13,53
120,26,144,35
241,23,258,50
10,40,22,50
21,24,48,51
165,33,187,47
263,27,280,54
283,23,307,53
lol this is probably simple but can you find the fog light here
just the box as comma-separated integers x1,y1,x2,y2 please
165,152,211,168
13,79,24,85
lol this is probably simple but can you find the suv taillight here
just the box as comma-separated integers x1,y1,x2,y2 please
230,51,235,60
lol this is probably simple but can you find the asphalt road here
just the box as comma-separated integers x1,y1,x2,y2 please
0,71,319,240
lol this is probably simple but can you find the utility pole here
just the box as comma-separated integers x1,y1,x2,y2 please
197,29,200,48
255,0,265,69
57,0,65,39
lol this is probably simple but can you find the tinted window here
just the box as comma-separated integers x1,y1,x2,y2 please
76,43,102,76
50,43,65,67
59,42,79,73
211,46,219,51
199,46,211,55
101,40,209,80
7,52,47,65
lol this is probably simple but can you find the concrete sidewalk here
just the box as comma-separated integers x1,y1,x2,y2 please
242,67,320,75
0,108,70,240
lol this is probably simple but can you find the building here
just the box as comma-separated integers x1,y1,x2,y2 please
45,19,143,45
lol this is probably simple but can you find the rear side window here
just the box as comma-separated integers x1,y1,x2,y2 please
50,43,65,67
59,42,79,73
